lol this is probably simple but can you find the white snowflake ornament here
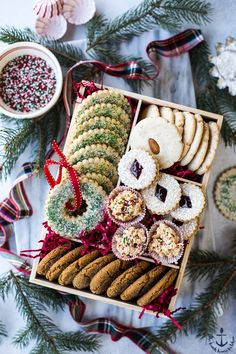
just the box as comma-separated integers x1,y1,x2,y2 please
210,36,236,95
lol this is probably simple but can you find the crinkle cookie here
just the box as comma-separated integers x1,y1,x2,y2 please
118,149,159,190
73,157,118,185
73,116,129,140
69,129,125,156
171,183,206,221
141,173,181,215
77,89,132,116
69,144,120,166
76,103,130,127
45,180,105,238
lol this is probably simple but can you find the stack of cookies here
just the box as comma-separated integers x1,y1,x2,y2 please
36,245,178,307
136,104,220,174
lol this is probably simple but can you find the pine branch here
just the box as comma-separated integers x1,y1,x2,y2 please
0,321,7,343
87,0,212,50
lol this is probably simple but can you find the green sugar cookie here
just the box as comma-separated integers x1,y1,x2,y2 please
76,103,130,127
68,144,120,166
78,89,132,116
73,116,129,140
82,173,114,194
69,129,125,156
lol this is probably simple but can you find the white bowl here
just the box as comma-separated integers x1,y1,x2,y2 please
0,42,63,119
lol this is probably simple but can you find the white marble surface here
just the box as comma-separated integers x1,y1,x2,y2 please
0,1,236,353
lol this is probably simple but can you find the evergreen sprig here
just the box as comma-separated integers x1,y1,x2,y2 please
0,271,100,353
0,321,7,343
87,0,212,50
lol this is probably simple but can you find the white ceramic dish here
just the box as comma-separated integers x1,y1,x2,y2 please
0,42,63,119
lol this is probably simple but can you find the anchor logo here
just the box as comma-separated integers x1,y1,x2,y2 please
209,328,235,353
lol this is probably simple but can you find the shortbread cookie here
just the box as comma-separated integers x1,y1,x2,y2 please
180,114,204,166
160,106,175,123
118,149,158,190
129,117,183,169
181,112,196,159
140,104,160,119
78,90,132,116
45,180,105,238
81,173,114,194
69,129,125,156
107,261,151,298
37,245,71,276
188,122,210,171
196,122,220,175
168,217,199,240
73,253,116,289
171,183,206,221
141,173,181,215
73,158,118,185
173,110,184,137
58,250,101,285
214,167,236,221
76,103,130,127
73,116,129,140
120,265,166,301
137,268,178,306
45,246,84,281
68,144,120,166
90,259,133,294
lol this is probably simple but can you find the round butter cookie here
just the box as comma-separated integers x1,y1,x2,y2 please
170,183,206,221
160,106,175,123
173,110,184,137
188,122,210,171
166,216,200,240
196,122,220,175
141,173,181,215
180,114,204,166
140,104,160,119
68,144,120,166
118,149,159,190
129,117,183,169
181,112,196,159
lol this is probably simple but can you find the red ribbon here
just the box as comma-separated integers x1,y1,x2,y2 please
44,140,82,212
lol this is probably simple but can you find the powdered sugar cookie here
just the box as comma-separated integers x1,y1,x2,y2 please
188,122,210,171
141,173,181,215
118,149,159,190
68,144,120,166
196,122,220,175
171,183,206,221
166,216,199,240
140,104,160,119
129,117,183,169
181,112,196,159
160,106,175,123
180,114,204,166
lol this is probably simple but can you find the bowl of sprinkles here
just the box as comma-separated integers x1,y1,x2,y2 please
0,42,63,119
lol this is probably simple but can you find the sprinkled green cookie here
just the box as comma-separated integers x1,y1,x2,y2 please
73,158,118,185
45,180,105,238
78,89,132,116
82,173,114,194
68,144,120,166
69,129,125,156
73,116,129,140
76,103,130,127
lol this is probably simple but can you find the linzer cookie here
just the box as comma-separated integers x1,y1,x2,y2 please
168,216,199,240
148,221,184,264
171,183,206,221
112,224,149,260
118,149,159,190
107,187,145,226
141,173,181,215
137,268,178,306
36,244,71,276
107,261,151,298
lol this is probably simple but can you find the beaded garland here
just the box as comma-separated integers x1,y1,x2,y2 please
45,180,105,238
0,55,56,112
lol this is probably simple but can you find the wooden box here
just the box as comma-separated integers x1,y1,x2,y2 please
30,85,223,316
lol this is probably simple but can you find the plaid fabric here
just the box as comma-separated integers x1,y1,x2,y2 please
0,163,36,247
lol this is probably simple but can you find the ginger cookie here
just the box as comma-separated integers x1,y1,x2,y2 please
46,246,84,281
73,253,116,289
160,106,175,123
129,117,183,169
58,250,101,286
196,122,220,175
180,114,204,166
90,259,133,294
107,261,150,298
36,244,71,276
188,122,210,171
181,112,196,159
120,265,166,301
137,268,178,306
